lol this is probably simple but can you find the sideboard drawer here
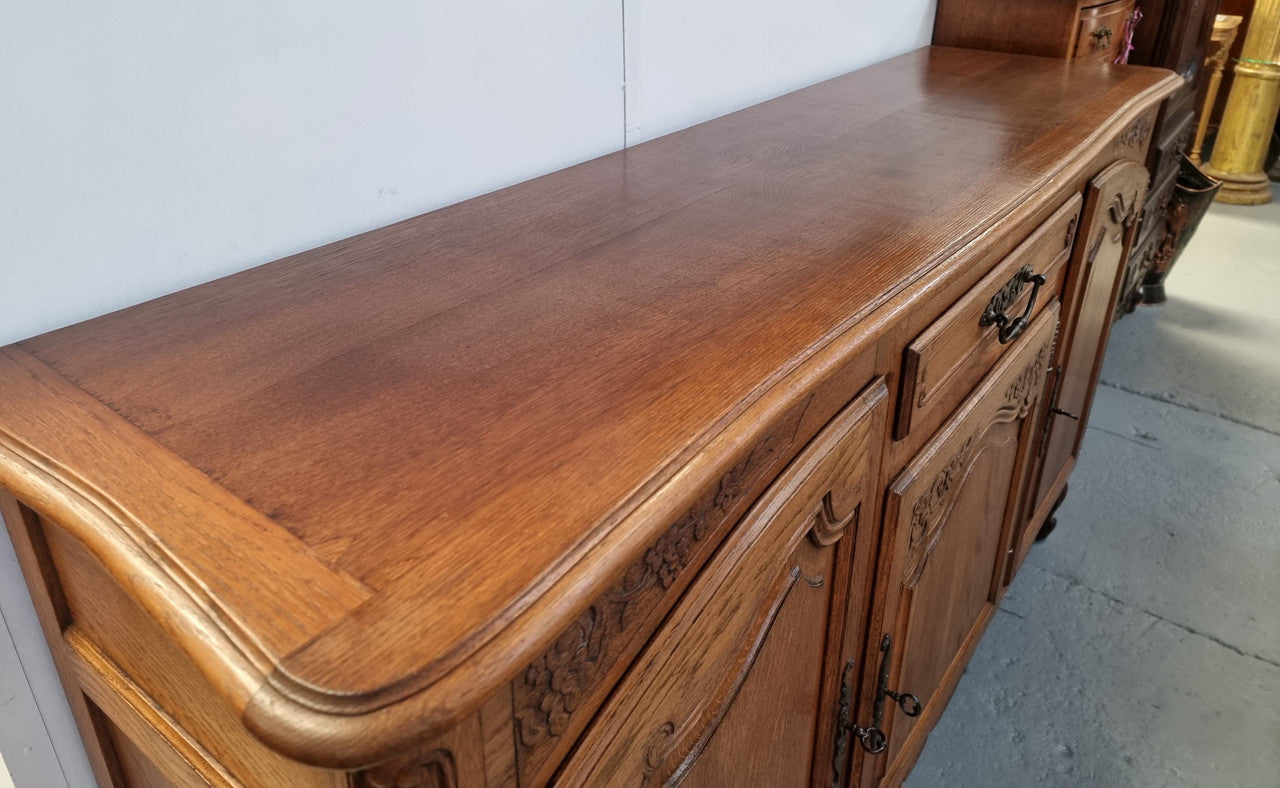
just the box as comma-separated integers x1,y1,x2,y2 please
1075,0,1136,62
897,194,1081,440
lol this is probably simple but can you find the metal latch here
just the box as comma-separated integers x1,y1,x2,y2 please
831,635,922,785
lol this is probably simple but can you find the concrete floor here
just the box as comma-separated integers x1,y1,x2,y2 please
908,185,1280,787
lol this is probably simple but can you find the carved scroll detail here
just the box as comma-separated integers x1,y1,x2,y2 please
1108,190,1140,241
641,721,678,783
1087,227,1105,265
512,397,813,783
357,749,457,788
808,492,859,547
1002,340,1053,421
904,435,976,589
904,337,1052,588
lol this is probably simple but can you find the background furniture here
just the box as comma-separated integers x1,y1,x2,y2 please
1202,0,1280,202
935,0,1221,312
1189,14,1244,163
0,48,1177,788
932,0,1140,62
1209,0,1258,123
1127,0,1228,303
1202,0,1280,179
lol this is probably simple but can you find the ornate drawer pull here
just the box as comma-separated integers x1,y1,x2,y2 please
980,265,1047,345
1092,26,1114,49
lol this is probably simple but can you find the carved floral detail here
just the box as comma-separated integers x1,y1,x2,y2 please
512,397,812,782
517,607,606,745
904,435,976,588
1150,196,1193,276
357,749,457,788
643,519,704,590
1119,117,1153,149
904,336,1052,588
1003,341,1052,420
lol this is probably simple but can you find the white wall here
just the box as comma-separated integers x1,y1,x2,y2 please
0,1,935,784
0,1,625,348
625,0,937,144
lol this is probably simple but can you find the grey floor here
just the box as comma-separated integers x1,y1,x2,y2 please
907,185,1280,787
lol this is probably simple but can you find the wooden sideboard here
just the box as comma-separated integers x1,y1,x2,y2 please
0,48,1179,788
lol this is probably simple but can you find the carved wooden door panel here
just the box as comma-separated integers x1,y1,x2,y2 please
856,305,1059,788
555,378,888,788
1023,160,1149,571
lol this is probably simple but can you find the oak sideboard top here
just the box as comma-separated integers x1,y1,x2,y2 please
0,47,1178,766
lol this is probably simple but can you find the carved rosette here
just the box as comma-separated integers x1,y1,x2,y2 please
357,749,457,788
511,397,813,783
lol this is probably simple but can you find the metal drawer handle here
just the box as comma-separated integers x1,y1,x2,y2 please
1092,26,1114,49
980,265,1047,345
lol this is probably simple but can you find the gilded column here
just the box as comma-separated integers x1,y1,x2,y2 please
1189,15,1243,165
1202,0,1280,204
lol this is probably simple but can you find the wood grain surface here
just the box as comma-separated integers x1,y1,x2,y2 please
0,46,1180,767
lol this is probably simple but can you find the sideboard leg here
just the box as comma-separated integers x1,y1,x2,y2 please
1035,483,1069,542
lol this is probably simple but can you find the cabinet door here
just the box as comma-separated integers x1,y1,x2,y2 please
1023,159,1148,570
858,306,1058,788
556,378,887,788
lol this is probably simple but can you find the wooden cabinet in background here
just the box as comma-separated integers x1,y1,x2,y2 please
933,0,1138,63
935,0,1222,312
1125,0,1221,307
0,48,1178,788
